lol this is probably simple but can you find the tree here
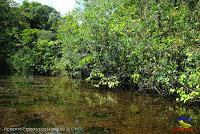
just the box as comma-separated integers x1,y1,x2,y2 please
19,1,61,30
56,0,200,102
0,0,20,74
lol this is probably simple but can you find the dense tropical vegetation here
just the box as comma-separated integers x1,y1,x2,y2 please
0,0,199,103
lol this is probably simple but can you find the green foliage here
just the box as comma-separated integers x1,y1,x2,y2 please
19,0,61,30
20,29,54,45
131,74,140,84
0,0,21,73
9,29,60,75
0,1,60,74
9,46,34,74
1,0,199,103
56,0,200,103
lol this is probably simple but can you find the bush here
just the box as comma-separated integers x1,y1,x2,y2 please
56,0,200,103
9,29,60,75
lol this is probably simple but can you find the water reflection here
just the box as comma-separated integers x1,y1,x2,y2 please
0,76,199,134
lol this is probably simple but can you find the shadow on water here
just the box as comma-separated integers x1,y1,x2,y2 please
86,127,112,134
0,76,199,134
19,114,53,128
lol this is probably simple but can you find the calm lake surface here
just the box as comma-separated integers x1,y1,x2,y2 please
0,76,199,134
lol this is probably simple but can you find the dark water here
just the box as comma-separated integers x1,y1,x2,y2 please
0,76,199,134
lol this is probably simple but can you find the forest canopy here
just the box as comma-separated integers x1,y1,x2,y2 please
0,0,199,103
